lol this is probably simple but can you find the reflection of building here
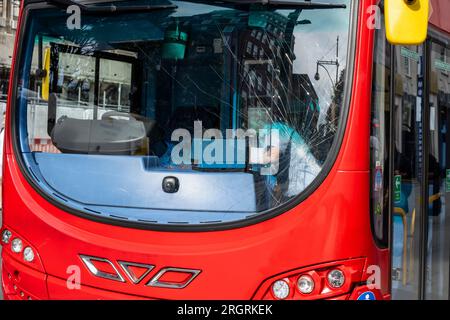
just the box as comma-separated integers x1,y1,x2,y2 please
429,44,450,166
292,74,319,139
237,10,319,132
163,9,315,133
240,11,294,118
0,0,20,100
224,9,330,162
393,46,422,174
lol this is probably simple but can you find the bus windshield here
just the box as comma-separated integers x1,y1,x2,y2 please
15,0,352,227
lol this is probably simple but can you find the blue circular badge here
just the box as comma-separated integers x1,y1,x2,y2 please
357,291,376,300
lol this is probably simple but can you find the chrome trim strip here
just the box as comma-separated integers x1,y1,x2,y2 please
146,267,201,289
79,255,125,282
118,261,154,284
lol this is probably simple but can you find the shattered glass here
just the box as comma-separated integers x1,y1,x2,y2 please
16,0,352,225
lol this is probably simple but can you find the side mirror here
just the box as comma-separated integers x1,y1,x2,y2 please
385,0,429,45
41,48,51,101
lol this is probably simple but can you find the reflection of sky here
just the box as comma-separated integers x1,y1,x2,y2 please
292,0,351,121
170,0,232,16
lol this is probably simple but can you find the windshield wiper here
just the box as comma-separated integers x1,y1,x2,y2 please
46,0,178,14
201,0,346,10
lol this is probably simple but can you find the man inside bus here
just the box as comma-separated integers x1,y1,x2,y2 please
253,117,322,205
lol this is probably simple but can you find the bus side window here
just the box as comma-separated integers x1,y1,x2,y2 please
370,15,391,247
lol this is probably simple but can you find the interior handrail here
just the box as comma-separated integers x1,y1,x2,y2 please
393,207,408,286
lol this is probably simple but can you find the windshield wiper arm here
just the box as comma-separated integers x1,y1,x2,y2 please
210,0,346,10
46,0,178,14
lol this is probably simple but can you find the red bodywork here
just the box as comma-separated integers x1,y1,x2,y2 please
1,0,402,300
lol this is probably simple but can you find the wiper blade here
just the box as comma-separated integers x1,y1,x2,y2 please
211,0,346,10
46,0,178,14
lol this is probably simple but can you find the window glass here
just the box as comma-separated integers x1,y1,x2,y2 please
425,40,450,300
370,19,391,246
391,44,425,300
17,0,352,226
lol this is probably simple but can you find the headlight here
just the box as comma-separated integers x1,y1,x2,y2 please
1,229,12,244
23,247,35,262
297,275,315,294
272,280,290,299
11,238,23,253
327,269,345,288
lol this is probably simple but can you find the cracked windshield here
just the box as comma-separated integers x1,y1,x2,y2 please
17,0,351,225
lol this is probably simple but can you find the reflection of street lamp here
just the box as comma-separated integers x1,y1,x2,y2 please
314,71,321,81
315,63,336,86
315,37,340,85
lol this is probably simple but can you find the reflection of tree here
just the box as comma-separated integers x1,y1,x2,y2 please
315,69,345,162
330,69,346,125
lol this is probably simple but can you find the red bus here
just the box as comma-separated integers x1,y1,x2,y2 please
0,0,448,300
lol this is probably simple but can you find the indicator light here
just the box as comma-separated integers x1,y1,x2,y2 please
2,230,12,244
23,247,35,262
11,238,23,253
297,275,315,294
272,280,290,299
255,259,366,300
327,269,345,288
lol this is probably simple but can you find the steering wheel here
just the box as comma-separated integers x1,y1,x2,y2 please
101,111,170,157
101,111,137,121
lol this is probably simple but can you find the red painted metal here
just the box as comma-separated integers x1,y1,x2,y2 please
430,0,450,34
2,0,445,300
